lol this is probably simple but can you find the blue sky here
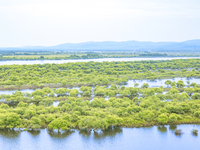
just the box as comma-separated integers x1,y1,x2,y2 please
0,0,200,47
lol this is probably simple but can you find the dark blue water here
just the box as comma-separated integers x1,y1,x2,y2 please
0,125,199,150
1,57,200,65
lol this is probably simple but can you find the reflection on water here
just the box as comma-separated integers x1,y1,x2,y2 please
79,130,92,137
48,130,75,139
1,125,200,150
175,131,183,137
192,132,198,136
27,130,41,136
0,129,21,138
157,125,167,133
93,128,122,139
169,125,177,131
78,128,123,139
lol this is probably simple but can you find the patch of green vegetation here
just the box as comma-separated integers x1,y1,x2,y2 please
0,59,200,89
0,59,200,131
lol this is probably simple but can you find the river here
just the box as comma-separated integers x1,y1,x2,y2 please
0,124,199,150
1,57,200,65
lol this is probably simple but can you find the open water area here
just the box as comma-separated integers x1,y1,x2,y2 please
0,124,199,150
1,57,200,65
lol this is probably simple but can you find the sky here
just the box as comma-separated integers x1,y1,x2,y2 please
0,0,200,47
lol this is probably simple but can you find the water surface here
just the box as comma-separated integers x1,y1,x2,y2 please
126,77,200,88
1,57,200,65
0,124,199,150
0,77,199,96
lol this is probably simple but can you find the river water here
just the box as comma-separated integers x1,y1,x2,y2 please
0,124,199,150
1,57,200,65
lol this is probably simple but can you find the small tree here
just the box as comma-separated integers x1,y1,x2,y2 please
40,56,44,59
165,80,172,88
141,83,149,88
48,118,70,132
176,80,185,88
157,114,168,124
134,83,139,87
192,129,198,136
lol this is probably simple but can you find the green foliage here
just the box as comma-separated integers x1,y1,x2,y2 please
0,103,9,109
1,59,200,130
78,116,109,130
165,80,172,87
176,80,185,88
141,83,149,88
17,102,28,107
157,114,168,124
1,59,200,89
0,113,21,129
192,93,200,99
169,113,178,122
194,111,200,118
48,118,70,131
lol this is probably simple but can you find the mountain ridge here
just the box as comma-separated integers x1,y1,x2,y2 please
1,39,200,51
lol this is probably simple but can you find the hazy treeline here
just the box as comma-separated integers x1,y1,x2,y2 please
0,50,198,60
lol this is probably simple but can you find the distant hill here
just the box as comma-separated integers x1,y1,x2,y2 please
1,39,200,52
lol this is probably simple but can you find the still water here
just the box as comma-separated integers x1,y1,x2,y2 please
0,124,199,150
126,77,200,88
1,77,200,95
1,77,200,105
1,57,200,65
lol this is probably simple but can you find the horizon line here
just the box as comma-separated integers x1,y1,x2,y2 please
0,39,199,49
